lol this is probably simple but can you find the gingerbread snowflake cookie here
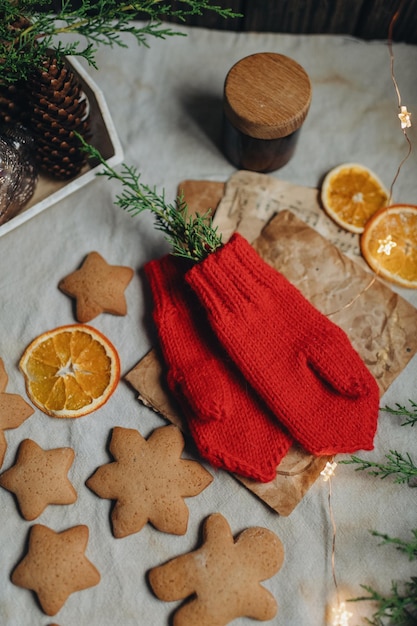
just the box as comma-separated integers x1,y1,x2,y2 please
0,358,34,468
149,512,284,625
86,425,213,537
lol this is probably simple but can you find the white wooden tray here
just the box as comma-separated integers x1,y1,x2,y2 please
0,57,123,238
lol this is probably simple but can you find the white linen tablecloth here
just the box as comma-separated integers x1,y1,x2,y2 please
0,24,416,626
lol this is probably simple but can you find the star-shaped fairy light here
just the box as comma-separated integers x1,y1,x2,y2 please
149,512,284,625
11,524,100,616
86,425,213,537
0,439,77,520
0,358,34,468
58,251,134,323
377,234,397,255
321,460,338,482
398,105,412,129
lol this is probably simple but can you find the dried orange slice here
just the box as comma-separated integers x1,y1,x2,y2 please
361,204,417,289
321,163,389,233
20,324,120,418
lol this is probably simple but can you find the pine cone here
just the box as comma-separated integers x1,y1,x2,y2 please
27,55,91,180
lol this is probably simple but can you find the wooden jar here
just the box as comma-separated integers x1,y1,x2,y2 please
222,52,312,172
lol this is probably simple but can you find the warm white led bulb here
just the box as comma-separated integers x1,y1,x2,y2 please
321,461,337,481
332,601,353,626
398,105,412,129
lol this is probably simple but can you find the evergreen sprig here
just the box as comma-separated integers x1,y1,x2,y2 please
350,530,417,624
341,398,417,485
370,529,417,561
342,450,417,485
81,139,223,262
0,0,241,83
345,400,417,624
382,400,417,428
352,577,417,625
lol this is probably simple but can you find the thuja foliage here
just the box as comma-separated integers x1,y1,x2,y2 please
343,399,417,624
370,529,417,562
0,0,240,83
342,400,417,484
81,139,223,262
345,450,417,485
382,400,417,428
351,549,417,625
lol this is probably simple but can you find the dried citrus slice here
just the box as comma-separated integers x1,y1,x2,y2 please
321,163,389,233
20,324,120,418
360,204,417,289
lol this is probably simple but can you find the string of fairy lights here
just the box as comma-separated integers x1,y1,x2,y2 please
324,2,413,624
387,0,413,204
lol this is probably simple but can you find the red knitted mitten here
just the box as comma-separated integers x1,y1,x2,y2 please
186,232,380,456
144,254,293,483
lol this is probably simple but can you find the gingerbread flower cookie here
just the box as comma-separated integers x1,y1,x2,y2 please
12,524,100,616
59,251,134,323
149,512,284,626
86,425,213,537
0,439,77,520
0,358,34,468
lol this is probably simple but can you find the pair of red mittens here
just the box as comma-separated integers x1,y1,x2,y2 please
146,233,380,482
145,255,293,483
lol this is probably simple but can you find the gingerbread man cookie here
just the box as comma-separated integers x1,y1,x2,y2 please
149,512,284,625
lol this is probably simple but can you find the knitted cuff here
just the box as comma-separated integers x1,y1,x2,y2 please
186,232,281,316
144,255,193,326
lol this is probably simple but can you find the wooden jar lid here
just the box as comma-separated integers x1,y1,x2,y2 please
223,52,312,140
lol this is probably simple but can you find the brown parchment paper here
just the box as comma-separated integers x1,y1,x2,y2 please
125,174,417,516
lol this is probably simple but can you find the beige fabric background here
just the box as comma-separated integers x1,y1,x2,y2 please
0,24,416,626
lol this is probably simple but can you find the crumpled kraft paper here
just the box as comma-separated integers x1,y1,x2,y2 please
125,173,417,516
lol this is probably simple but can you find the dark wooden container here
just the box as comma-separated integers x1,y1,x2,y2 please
222,53,312,172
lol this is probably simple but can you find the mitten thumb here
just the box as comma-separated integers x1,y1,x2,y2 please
306,323,379,399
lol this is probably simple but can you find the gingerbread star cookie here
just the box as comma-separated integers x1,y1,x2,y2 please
0,358,34,468
58,251,134,322
0,439,77,520
12,524,100,616
86,425,213,537
149,512,284,626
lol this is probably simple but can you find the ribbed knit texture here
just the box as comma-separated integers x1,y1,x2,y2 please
186,232,380,456
144,254,293,483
